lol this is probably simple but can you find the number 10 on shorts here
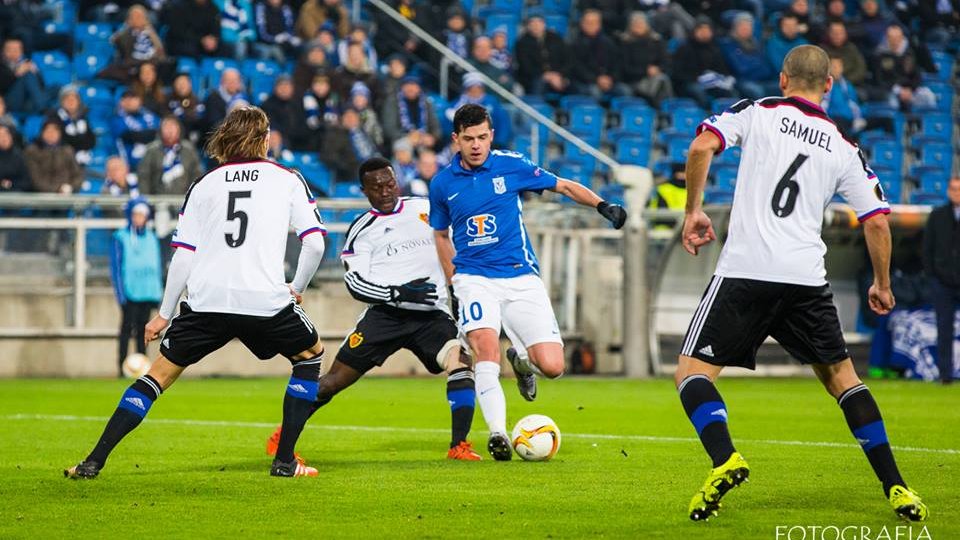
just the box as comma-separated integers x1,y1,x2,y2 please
460,301,483,325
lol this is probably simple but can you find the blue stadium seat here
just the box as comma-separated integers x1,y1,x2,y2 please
491,0,523,11
559,95,597,110
666,137,689,163
291,151,319,166
43,67,73,89
568,104,605,140
909,191,947,206
89,116,113,138
73,52,110,81
242,59,283,79
298,163,332,197
250,74,276,104
333,182,364,198
712,164,738,190
857,130,889,149
544,14,568,36
861,102,897,119
22,115,45,142
514,102,554,142
870,141,903,172
43,21,73,36
201,57,242,90
32,51,70,70
710,97,739,114
614,135,651,167
878,177,902,205
917,168,949,194
609,96,648,113
540,0,573,13
598,183,625,206
919,81,954,112
704,187,735,204
714,146,741,166
918,112,953,139
615,104,655,138
79,178,105,195
659,97,698,114
916,142,953,171
929,50,955,81
485,12,519,48
551,159,587,183
670,107,706,134
513,134,548,162
562,139,597,172
74,23,114,53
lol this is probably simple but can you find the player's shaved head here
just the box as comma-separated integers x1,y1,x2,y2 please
782,45,830,93
359,156,393,185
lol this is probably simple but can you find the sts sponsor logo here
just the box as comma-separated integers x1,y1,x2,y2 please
466,214,499,247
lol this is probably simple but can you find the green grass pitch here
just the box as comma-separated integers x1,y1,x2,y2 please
0,377,956,539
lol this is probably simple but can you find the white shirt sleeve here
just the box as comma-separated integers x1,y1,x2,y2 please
341,234,394,303
171,182,202,251
288,172,327,292
696,99,755,153
158,247,194,319
837,145,891,222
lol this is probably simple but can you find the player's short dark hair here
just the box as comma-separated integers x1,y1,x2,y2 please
358,156,393,185
782,44,830,92
453,104,492,134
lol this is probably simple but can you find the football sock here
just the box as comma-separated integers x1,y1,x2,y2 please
276,353,323,463
86,374,163,466
837,384,905,494
678,375,737,468
475,361,507,435
446,367,476,447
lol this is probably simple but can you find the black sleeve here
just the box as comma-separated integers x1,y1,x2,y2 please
922,210,936,276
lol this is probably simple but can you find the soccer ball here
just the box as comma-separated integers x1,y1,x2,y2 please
122,353,152,378
511,414,561,461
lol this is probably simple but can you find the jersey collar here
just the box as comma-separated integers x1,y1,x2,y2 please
451,152,492,176
786,95,826,114
369,199,404,216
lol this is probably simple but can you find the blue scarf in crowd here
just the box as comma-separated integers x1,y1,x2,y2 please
131,29,155,61
349,128,375,161
161,144,185,186
446,32,467,58
397,93,427,132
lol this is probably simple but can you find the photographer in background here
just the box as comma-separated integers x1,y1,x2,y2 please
922,177,960,385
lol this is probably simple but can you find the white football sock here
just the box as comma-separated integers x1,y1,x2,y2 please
474,361,507,435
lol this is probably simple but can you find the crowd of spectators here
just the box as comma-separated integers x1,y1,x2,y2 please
0,0,956,202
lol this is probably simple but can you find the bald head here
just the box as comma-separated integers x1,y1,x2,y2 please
782,44,830,93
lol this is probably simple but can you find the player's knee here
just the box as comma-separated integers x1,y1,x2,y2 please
539,361,565,379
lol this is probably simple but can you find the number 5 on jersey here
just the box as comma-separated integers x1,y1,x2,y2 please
226,191,251,247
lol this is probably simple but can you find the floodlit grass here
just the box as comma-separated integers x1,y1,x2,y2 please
0,377,956,539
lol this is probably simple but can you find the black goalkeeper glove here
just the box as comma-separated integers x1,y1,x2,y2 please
390,277,438,305
597,200,627,229
448,285,459,318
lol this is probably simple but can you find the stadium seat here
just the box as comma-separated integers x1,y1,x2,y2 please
919,81,954,112
712,164,738,190
79,178,105,195
568,104,605,140
615,105,655,138
551,159,586,183
559,95,597,111
298,163,332,197
909,190,947,205
333,181,363,198
918,113,953,139
32,51,70,70
670,107,706,134
249,74,276,104
291,151,319,166
857,130,889,150
609,96,648,113
513,134,547,162
540,0,573,13
201,57,242,91
515,102,554,142
242,59,282,80
658,97,698,114
929,50,955,81
74,23,114,53
598,183,625,206
871,166,901,203
544,14,569,35
710,97,739,114
917,168,949,195
714,146,741,167
870,141,904,173
22,115,44,142
704,187,735,204
666,137,689,163
43,67,73,89
562,139,597,172
614,135,651,167
73,52,110,81
484,13,519,48
490,0,523,11
915,142,953,171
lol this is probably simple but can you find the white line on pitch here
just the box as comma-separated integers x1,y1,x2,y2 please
5,413,959,456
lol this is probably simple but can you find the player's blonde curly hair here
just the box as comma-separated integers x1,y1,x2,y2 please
205,106,269,164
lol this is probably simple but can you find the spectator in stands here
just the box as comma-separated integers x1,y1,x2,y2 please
672,17,735,108
320,107,374,182
923,177,960,384
784,0,819,41
162,0,223,58
109,197,163,378
872,24,934,111
24,119,82,194
822,21,868,85
293,42,332,95
415,147,438,185
138,116,202,195
822,56,865,138
254,0,302,63
620,12,673,108
350,82,383,153
295,73,339,150
102,156,140,197
266,128,294,163
100,4,168,83
112,91,160,169
47,85,96,167
202,68,248,136
336,25,378,69
569,9,629,101
580,0,632,34
132,62,166,114
0,96,21,148
296,0,350,40
515,12,570,96
635,0,695,40
166,73,205,141
332,41,380,107
446,72,511,147
824,0,850,25
767,13,809,72
489,28,512,74
852,0,895,52
0,125,30,193
214,0,255,59
391,137,418,194
437,5,472,89
719,13,778,99
471,36,514,90
918,0,960,47
372,0,424,61
0,38,46,115
261,75,300,140
382,75,440,151
381,53,408,102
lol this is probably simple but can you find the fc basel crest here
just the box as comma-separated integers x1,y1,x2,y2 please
419,212,429,224
348,332,364,348
492,176,506,194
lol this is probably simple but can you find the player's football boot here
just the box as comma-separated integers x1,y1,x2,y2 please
688,452,750,521
888,485,928,521
64,460,101,479
447,441,482,461
270,458,318,478
487,432,513,461
265,425,307,466
506,347,537,402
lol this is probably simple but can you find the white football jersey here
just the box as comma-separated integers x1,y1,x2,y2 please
341,197,450,313
698,96,890,286
171,159,326,316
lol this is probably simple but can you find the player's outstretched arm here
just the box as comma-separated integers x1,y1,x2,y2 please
552,178,627,229
681,131,721,256
290,233,326,299
862,213,895,315
146,247,195,343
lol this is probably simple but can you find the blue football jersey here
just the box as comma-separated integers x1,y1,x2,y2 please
429,150,558,278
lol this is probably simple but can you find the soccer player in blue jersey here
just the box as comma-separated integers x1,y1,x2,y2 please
430,104,627,459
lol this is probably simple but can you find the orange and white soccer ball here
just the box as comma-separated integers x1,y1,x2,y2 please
511,414,561,461
122,353,152,378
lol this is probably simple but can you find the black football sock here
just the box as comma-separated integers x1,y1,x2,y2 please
86,375,163,466
276,353,323,463
678,375,737,468
837,384,905,495
446,367,476,447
